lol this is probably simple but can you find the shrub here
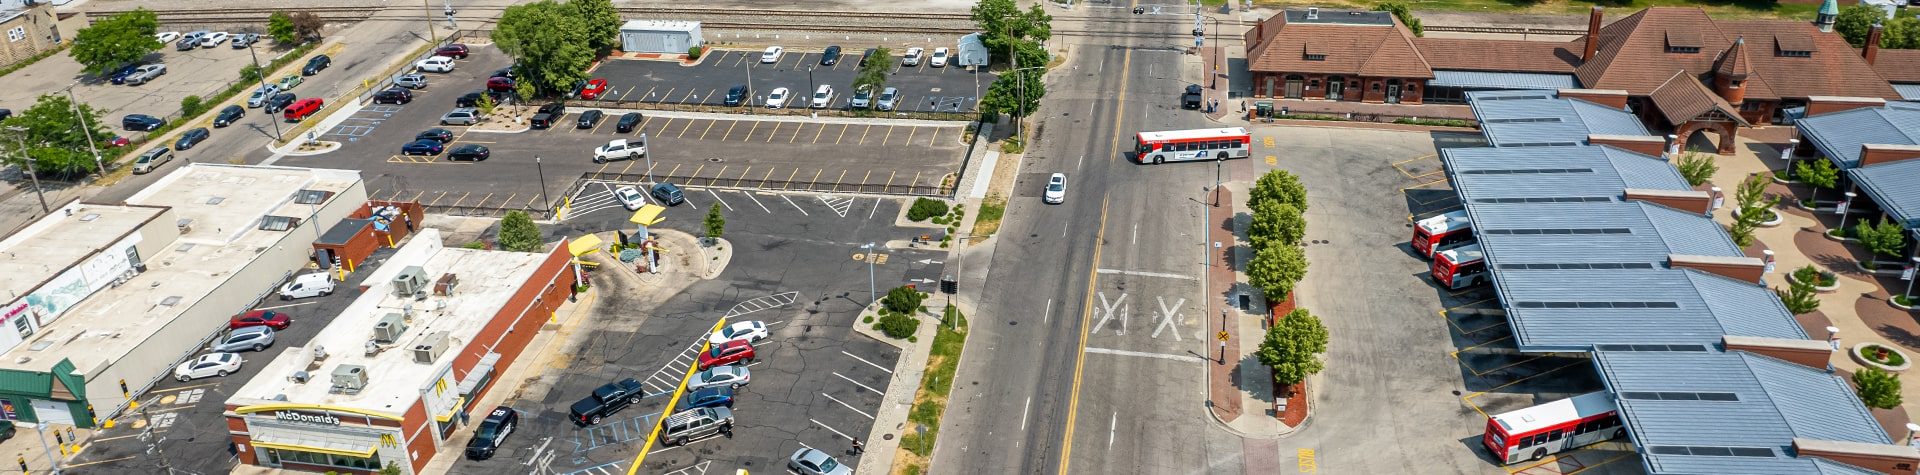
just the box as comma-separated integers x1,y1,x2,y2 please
240,63,264,82
876,313,917,339
688,45,704,59
1852,367,1902,409
1675,152,1717,187
1792,264,1835,287
908,198,949,221
883,286,927,315
179,95,207,117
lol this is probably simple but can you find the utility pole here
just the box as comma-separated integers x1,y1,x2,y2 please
421,0,439,43
62,84,104,176
139,399,175,474
861,242,877,306
5,126,48,214
245,43,285,140
535,156,552,219
745,61,756,114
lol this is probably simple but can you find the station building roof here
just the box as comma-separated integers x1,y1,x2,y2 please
1495,267,1806,352
1441,145,1692,204
1467,90,1651,147
1848,157,1920,230
1796,101,1920,170
1465,200,1742,268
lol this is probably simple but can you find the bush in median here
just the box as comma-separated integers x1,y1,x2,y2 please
876,313,917,339
908,198,949,221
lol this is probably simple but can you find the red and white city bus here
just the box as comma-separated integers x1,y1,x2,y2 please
1483,391,1624,464
1411,210,1473,259
1134,127,1251,164
1432,243,1488,289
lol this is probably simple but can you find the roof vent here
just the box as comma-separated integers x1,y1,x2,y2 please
78,213,99,222
1306,7,1318,19
434,273,459,296
205,196,225,205
288,371,309,384
271,394,289,402
329,364,367,394
159,296,182,306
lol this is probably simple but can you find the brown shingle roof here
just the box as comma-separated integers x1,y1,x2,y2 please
1868,49,1920,83
1647,71,1751,127
1412,37,1581,74
1244,9,1433,79
1574,7,1898,101
1714,36,1751,79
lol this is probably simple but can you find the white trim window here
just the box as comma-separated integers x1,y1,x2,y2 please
7,26,25,42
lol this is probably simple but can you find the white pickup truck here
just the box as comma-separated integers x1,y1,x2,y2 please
593,138,647,163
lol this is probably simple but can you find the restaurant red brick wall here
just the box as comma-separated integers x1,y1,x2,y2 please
315,220,379,273
453,240,577,412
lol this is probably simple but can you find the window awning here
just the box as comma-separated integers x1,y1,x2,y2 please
252,433,378,458
1429,70,1578,90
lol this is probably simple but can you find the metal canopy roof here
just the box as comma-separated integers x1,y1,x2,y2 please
1465,201,1741,268
1893,84,1920,102
1467,90,1651,147
1848,158,1920,230
1796,102,1920,169
1593,350,1896,475
1429,70,1579,90
1441,145,1692,204
1495,268,1807,352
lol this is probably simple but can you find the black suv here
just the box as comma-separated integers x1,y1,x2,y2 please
616,112,644,133
373,88,414,105
214,105,245,127
122,114,165,131
302,55,331,76
820,45,842,65
265,93,297,113
464,406,517,460
1182,84,1204,110
724,85,747,106
530,103,566,129
576,110,604,129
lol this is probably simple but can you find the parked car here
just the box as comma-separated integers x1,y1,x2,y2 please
231,33,259,48
435,43,470,59
931,47,950,67
464,406,517,460
394,73,429,89
448,144,490,161
688,365,750,390
210,326,276,352
122,114,165,131
0,420,16,442
788,448,852,475
760,46,785,63
680,386,735,409
708,320,768,345
132,147,174,174
0,108,9,121
265,93,297,113
457,91,486,107
155,31,180,43
230,309,291,330
278,273,334,300
415,128,455,143
576,109,605,128
416,56,456,73
108,63,143,84
213,105,245,127
849,85,873,109
486,76,515,93
401,139,446,156
530,102,565,129
568,378,645,426
248,85,282,108
1182,84,1203,110
108,136,130,147
174,127,210,150
490,64,518,79
174,353,242,382
810,84,834,109
614,186,646,210
1043,173,1067,204
593,138,645,163
876,87,899,111
283,98,324,122
697,340,755,370
859,47,879,67
440,108,482,126
578,79,609,100
659,407,733,447
904,47,924,66
766,87,791,108
616,112,644,133
301,55,331,75
724,85,747,106
176,30,207,51
373,88,414,105
199,32,230,48
277,74,304,91
821,45,842,65
651,182,685,206
125,64,167,85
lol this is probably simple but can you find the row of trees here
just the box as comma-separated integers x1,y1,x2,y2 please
493,0,620,97
1243,170,1329,387
972,0,1050,121
1836,5,1920,50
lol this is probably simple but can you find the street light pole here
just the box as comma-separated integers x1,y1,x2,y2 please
1214,156,1224,207
1210,16,1223,90
63,85,104,176
33,423,61,474
5,126,48,214
745,61,756,114
246,43,286,140
535,156,552,219
861,242,877,306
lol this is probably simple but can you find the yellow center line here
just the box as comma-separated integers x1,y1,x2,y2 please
699,119,718,140
627,318,732,474
1108,49,1134,162
678,118,698,138
744,121,761,141
1058,195,1112,474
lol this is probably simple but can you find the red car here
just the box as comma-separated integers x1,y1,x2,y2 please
434,43,470,59
697,340,755,370
579,79,609,100
486,76,515,93
230,310,291,330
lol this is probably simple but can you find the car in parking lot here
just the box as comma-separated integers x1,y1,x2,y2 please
821,45,842,65
569,378,645,426
416,56,456,73
0,109,8,121
122,114,165,131
579,79,609,100
859,47,879,66
125,64,167,85
931,47,950,67
435,43,470,59
708,320,768,345
373,88,414,105
210,326,276,352
766,87,791,108
231,33,259,48
230,309,292,330
1043,173,1067,204
697,340,755,370
810,85,835,108
660,407,733,447
876,87,899,111
616,112,644,133
401,139,446,156
278,272,334,300
614,186,646,210
789,448,851,475
530,102,566,129
247,85,281,107
283,98,324,122
576,109,604,128
214,105,245,127
156,31,180,43
200,31,230,48
174,353,242,382
761,46,784,63
108,63,143,84
485,76,514,93
132,147,174,174
904,47,924,66
265,93,297,113
688,365,750,390
849,85,873,109
464,406,517,461
302,55,331,75
394,73,428,89
456,91,488,107
448,144,490,161
441,108,482,125
415,128,455,143
176,31,207,51
277,74,304,91
593,138,645,163
174,127,210,150
680,386,735,409
652,182,686,206
490,64,518,79
724,85,747,106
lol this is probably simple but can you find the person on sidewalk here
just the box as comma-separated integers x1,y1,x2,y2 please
851,437,864,455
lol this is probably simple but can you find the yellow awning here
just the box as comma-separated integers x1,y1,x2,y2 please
629,205,667,226
433,397,466,423
568,234,604,256
253,440,378,458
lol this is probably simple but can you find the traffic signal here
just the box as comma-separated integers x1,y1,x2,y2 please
940,275,957,294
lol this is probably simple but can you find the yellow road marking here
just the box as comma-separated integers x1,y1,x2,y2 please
791,122,806,143
905,127,918,146
881,125,895,145
667,163,684,178
760,167,776,186
860,124,873,144
735,166,753,187
501,193,517,207
809,169,824,191
690,164,706,181
1058,195,1111,473
427,191,449,206
639,86,658,101
928,127,940,146
627,317,732,474
835,123,850,144
699,119,718,140
619,159,638,176
408,190,426,202
857,170,872,191
592,161,612,180
831,170,847,192
744,120,761,141
657,87,677,103
766,122,783,142
451,192,472,207
710,165,729,186
635,116,652,132
678,118,698,138
474,192,493,207
526,194,542,208
656,118,675,135
813,123,829,143
678,88,698,103
1107,48,1134,162
719,119,738,140
884,171,896,189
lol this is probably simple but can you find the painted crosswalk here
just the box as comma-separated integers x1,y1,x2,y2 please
639,291,801,396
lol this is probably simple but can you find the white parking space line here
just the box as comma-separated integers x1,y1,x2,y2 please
868,197,883,220
821,393,875,419
744,192,773,213
780,194,810,216
842,351,892,373
1021,397,1031,431
1084,347,1205,363
707,189,734,211
810,418,854,440
833,372,884,395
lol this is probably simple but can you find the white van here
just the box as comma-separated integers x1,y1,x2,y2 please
278,273,335,300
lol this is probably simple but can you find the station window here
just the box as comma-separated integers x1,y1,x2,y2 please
271,449,381,470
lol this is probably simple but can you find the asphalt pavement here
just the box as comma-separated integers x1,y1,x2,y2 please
596,48,992,114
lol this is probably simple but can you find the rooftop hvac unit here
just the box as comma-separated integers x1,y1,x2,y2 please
373,313,409,344
392,266,430,299
330,365,367,394
411,331,449,364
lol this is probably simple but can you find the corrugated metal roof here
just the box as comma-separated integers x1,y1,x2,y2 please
1894,84,1920,101
1468,90,1652,147
1494,268,1806,352
1796,104,1920,169
1442,145,1692,204
1848,158,1920,229
1428,70,1579,90
1466,201,1740,267
1594,350,1895,475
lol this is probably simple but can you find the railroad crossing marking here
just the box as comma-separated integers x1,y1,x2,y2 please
1090,292,1127,335
1151,296,1185,341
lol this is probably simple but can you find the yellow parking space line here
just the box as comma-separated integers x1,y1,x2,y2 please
1409,168,1446,180
812,123,829,143
678,119,699,138
590,116,612,134
790,123,808,143
808,169,824,191
884,171,896,189
719,120,739,140
633,116,652,132
831,170,848,192
654,118,675,135
450,192,473,207
656,87,677,103
835,124,850,144
702,88,716,104
592,161,612,180
734,166,752,187
859,124,873,144
743,120,761,141
1400,178,1450,192
679,89,699,103
1460,361,1589,419
783,168,800,190
1391,153,1438,166
910,171,922,189
856,170,871,190
761,167,775,186
473,192,494,207
408,190,427,202
1460,354,1546,378
905,127,918,146
709,165,729,186
1446,298,1496,313
689,164,706,182
527,194,543,208
881,125,895,145
666,163,683,178
619,159,638,176
501,193,518,208
766,122,784,142
928,127,940,146
427,191,449,206
699,119,718,140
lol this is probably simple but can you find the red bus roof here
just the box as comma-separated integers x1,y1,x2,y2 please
1136,127,1250,143
1489,391,1616,435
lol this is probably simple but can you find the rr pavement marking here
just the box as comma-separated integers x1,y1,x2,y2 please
1150,296,1186,341
1089,292,1127,335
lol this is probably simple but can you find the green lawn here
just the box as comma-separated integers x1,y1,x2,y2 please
1256,0,1821,19
895,307,969,473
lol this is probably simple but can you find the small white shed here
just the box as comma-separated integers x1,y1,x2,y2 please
957,32,990,67
620,20,703,54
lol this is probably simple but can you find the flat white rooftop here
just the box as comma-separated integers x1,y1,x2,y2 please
234,229,547,414
3,164,360,373
0,202,167,303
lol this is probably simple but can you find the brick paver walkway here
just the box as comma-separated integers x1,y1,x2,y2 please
1209,188,1244,422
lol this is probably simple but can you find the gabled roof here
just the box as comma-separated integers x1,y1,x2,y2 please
1869,49,1920,83
1413,37,1581,74
1573,7,1898,100
1796,102,1920,169
1848,158,1920,229
1442,144,1691,204
1467,90,1652,147
1464,200,1741,268
1495,267,1809,352
1647,71,1751,127
1244,9,1432,78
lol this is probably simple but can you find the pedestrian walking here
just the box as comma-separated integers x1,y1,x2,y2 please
851,438,864,455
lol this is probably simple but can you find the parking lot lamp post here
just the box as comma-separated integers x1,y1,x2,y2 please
861,242,877,306
535,155,552,219
246,44,286,140
5,127,48,214
807,66,817,110
62,84,104,176
745,61,756,114
32,423,61,474
1905,255,1920,303
1210,16,1223,89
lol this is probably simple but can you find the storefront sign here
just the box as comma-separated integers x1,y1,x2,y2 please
276,411,341,426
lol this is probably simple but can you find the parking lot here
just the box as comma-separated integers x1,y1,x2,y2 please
594,48,993,113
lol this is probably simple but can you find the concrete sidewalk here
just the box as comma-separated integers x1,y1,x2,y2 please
1203,184,1290,438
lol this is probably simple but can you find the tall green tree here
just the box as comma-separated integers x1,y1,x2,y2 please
1835,4,1884,47
972,0,1052,66
1858,217,1909,258
1256,309,1330,386
1248,200,1305,252
569,0,622,55
853,46,893,96
979,69,1044,120
1675,152,1718,187
1852,367,1902,409
268,11,298,45
1250,169,1309,212
703,205,726,244
1884,15,1920,49
1776,279,1821,315
497,211,544,252
1795,158,1839,201
3,94,111,178
70,8,162,76
1248,243,1308,301
494,0,593,97
1373,2,1423,37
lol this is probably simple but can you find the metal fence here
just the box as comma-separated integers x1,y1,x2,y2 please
590,170,951,196
568,97,979,122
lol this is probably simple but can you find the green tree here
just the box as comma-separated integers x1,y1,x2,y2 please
70,8,162,76
494,0,594,96
1675,152,1717,187
1852,367,1902,409
1858,217,1909,258
978,69,1044,120
1795,158,1839,202
1256,308,1330,386
1250,169,1309,212
569,0,622,55
1373,2,1424,37
703,205,725,244
380,462,404,475
1776,279,1820,314
1835,4,1884,47
1248,243,1308,301
1248,200,1305,252
3,94,110,178
496,211,544,252
972,0,1052,66
853,46,893,98
268,11,298,45
240,63,264,82
288,11,325,42
1884,15,1920,49
882,286,927,315
1732,173,1778,240
475,92,498,116
179,95,206,117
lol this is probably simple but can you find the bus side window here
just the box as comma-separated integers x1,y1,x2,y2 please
1547,429,1564,442
1517,435,1535,447
1574,421,1591,435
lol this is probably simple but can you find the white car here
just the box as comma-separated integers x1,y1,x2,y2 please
416,56,457,73
930,47,950,67
760,46,784,63
614,186,646,211
1043,173,1066,204
688,365,751,390
174,353,243,382
247,85,281,108
278,273,335,300
156,31,180,43
903,47,924,66
809,85,834,109
200,32,230,48
766,87,791,108
708,321,768,345
593,138,646,163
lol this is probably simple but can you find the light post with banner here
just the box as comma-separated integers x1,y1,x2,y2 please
1902,255,1920,305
